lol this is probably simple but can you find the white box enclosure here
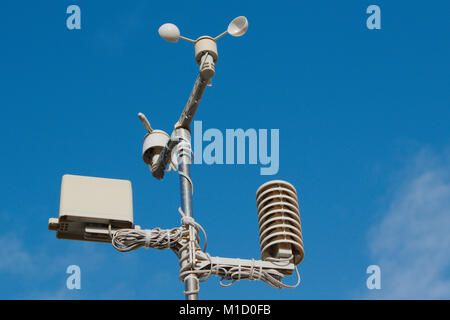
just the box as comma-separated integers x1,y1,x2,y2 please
48,174,134,242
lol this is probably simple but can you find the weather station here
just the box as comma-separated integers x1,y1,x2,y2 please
48,16,304,300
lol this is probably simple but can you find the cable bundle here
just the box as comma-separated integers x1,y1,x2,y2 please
192,251,300,289
214,264,300,289
111,203,300,290
112,227,185,252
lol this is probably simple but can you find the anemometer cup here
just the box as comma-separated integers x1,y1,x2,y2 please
227,16,248,37
158,23,181,43
142,130,170,173
158,16,248,66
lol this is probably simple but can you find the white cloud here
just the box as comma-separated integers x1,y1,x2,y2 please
367,149,450,299
0,232,112,298
0,235,32,274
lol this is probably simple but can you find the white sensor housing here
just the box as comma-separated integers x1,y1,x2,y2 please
48,174,134,243
142,130,170,173
194,36,218,64
256,180,304,265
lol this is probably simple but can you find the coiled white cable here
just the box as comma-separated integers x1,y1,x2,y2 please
192,251,301,289
169,134,195,193
111,222,300,289
112,227,185,252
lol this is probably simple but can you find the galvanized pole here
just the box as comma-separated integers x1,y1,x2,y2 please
155,54,214,300
176,128,199,300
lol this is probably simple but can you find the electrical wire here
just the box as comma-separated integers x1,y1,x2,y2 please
110,222,300,289
111,134,300,290
192,251,301,289
111,227,185,253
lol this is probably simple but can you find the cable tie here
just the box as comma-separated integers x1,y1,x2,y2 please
181,216,195,226
238,259,241,281
167,230,171,248
249,258,255,280
144,229,151,249
108,224,113,239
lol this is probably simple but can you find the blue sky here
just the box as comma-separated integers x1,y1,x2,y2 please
0,0,449,299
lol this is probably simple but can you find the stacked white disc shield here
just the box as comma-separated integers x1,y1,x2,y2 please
256,180,304,265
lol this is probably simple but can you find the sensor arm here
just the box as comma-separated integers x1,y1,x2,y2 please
176,52,215,129
150,75,209,179
197,256,299,289
179,35,196,43
213,31,228,41
151,54,215,179
197,256,295,276
175,74,209,129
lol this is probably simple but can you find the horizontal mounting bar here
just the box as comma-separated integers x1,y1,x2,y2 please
196,256,295,276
